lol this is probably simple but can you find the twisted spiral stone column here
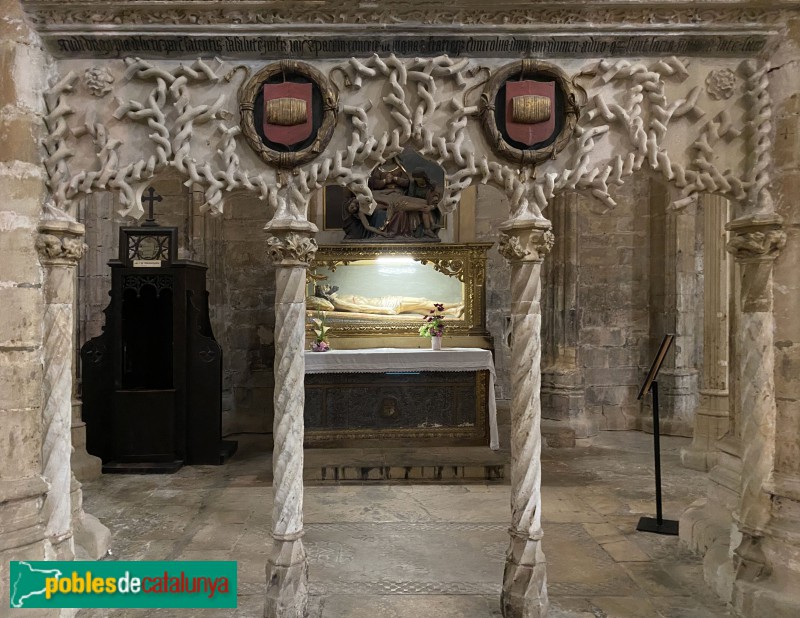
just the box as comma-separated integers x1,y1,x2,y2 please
498,218,554,618
36,219,87,559
725,214,785,584
264,221,318,618
742,60,773,213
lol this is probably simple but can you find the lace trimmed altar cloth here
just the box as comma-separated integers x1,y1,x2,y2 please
304,347,499,450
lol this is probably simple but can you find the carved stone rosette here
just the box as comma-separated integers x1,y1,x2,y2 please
498,217,553,618
264,220,317,617
36,219,87,559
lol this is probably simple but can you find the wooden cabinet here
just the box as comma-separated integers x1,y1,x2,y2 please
81,225,236,473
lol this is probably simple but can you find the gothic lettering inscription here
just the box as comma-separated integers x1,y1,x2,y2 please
49,34,766,59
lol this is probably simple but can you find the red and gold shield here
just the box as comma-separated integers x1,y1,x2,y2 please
505,80,556,147
262,82,313,147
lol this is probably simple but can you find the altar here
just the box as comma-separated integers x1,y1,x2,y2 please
304,348,498,450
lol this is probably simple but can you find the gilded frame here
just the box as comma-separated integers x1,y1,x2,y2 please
306,243,493,346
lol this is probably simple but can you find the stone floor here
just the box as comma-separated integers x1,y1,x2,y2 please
77,431,730,617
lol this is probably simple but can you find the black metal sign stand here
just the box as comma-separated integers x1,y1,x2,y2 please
636,334,679,536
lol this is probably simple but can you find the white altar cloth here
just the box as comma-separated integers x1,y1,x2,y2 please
304,347,499,450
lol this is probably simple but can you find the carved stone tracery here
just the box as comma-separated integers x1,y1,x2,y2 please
19,1,786,29
40,50,771,233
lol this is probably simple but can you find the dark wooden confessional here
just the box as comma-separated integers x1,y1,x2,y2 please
81,204,236,472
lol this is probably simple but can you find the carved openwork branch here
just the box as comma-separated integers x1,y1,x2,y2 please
41,52,774,226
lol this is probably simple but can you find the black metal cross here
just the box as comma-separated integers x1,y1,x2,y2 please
141,186,163,227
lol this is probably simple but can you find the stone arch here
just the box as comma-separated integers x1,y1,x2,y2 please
33,49,785,618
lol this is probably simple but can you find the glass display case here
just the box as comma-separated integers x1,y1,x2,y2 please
306,243,493,349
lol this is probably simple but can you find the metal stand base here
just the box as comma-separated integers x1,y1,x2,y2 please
636,516,679,536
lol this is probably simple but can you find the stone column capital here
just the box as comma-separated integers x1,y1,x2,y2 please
498,218,554,264
36,219,87,266
726,214,786,263
265,219,318,268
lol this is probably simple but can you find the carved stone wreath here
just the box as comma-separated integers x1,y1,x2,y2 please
479,60,579,166
239,60,339,169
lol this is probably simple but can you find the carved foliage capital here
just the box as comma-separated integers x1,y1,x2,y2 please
267,232,318,267
726,216,785,312
726,228,786,262
36,226,87,265
498,228,554,263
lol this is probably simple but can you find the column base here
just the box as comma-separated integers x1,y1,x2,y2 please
733,578,800,617
70,476,111,559
640,369,698,437
680,498,737,602
679,440,742,605
541,367,593,443
73,511,111,560
0,477,49,560
501,531,548,618
681,392,729,472
265,537,308,618
46,533,75,560
730,476,800,617
71,406,102,481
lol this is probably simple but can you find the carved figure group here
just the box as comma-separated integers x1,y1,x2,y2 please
312,285,462,317
343,161,443,242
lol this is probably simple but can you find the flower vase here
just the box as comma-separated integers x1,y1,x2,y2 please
431,336,442,351
311,341,330,352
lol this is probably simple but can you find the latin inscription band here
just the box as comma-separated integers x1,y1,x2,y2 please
49,34,766,59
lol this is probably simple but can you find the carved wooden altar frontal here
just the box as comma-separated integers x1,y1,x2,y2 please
304,370,488,447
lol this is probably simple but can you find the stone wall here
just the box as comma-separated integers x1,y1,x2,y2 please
0,0,52,599
215,194,276,434
472,185,512,403
576,175,652,432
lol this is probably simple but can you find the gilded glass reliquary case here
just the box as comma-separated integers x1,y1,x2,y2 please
306,243,493,349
